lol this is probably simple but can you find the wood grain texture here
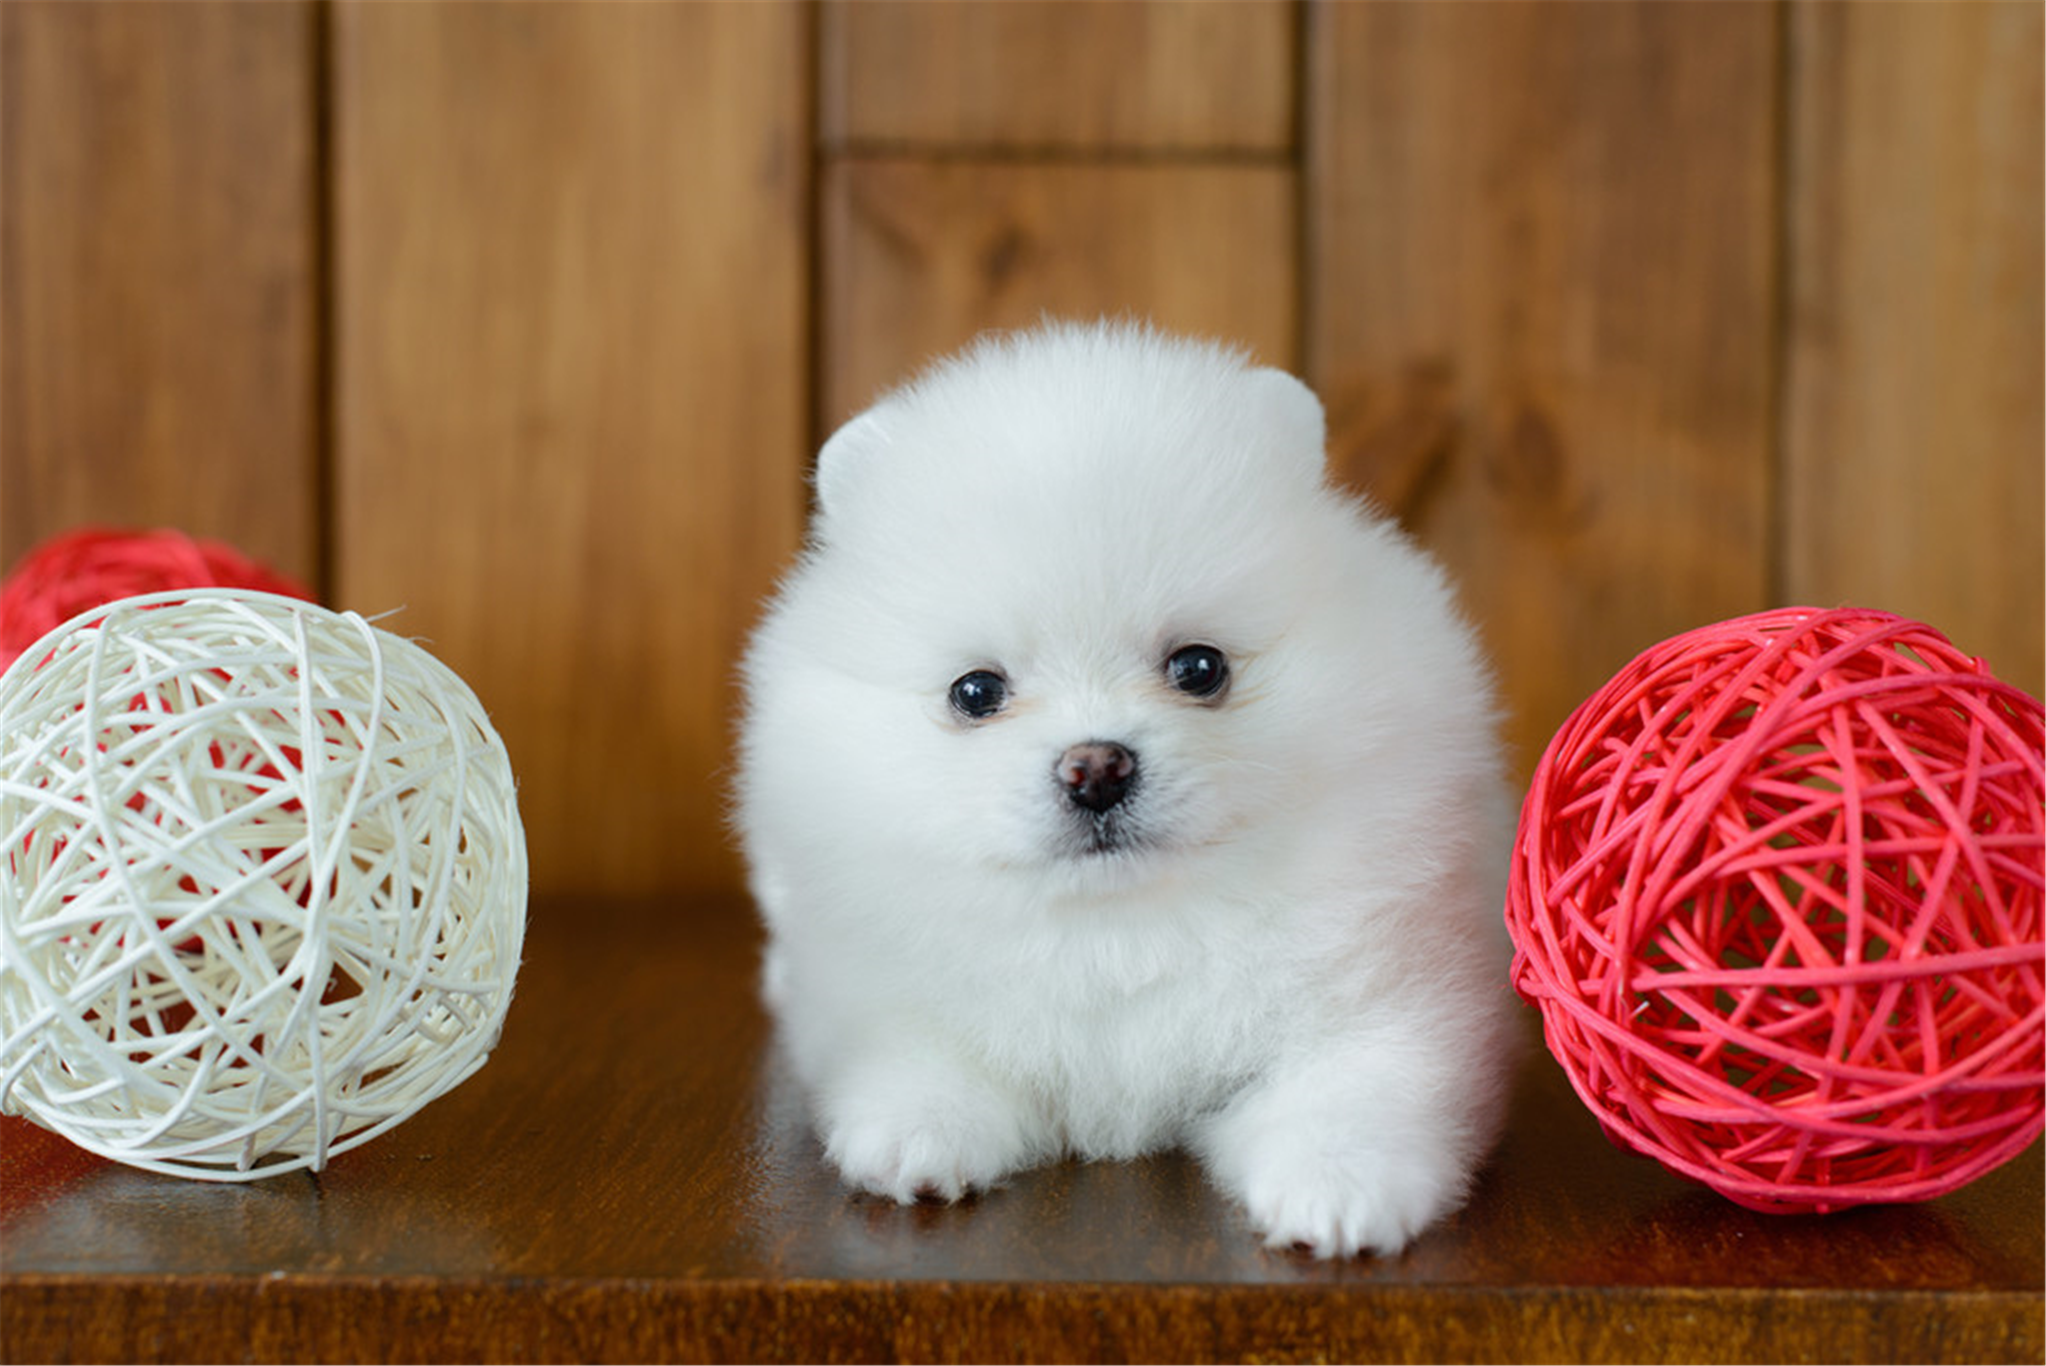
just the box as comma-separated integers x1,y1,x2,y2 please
4,1278,2040,1366
1305,0,1781,771
0,0,320,584
820,0,1296,153
1784,0,2044,698
3,895,2039,1364
821,159,1297,430
330,1,808,897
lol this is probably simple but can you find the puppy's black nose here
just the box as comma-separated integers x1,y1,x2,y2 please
1057,741,1137,813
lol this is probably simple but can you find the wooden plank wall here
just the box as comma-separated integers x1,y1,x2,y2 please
330,1,808,897
1783,1,2045,699
819,0,1299,422
1,1,321,586
3,0,2039,898
1309,0,1782,762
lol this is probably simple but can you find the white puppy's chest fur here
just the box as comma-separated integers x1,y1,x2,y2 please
925,896,1287,1158
765,837,1376,1163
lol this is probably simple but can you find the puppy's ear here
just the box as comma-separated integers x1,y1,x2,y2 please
812,407,891,516
1248,367,1329,479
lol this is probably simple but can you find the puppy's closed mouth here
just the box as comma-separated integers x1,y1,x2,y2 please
1063,810,1154,859
1082,818,1133,856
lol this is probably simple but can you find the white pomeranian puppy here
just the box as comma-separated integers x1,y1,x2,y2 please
734,320,1515,1259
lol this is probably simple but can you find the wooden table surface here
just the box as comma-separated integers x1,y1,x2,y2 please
3,895,2040,1364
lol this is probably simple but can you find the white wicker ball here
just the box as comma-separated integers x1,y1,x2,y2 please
0,589,527,1180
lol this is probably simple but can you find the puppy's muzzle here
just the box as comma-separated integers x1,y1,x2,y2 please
1057,741,1138,814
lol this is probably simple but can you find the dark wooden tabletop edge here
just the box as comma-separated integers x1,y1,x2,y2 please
0,1267,2037,1308
5,1270,2042,1366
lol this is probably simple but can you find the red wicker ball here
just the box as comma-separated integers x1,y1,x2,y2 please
1507,606,2045,1212
0,526,312,668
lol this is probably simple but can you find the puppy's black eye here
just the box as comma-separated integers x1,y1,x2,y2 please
949,670,1008,720
1165,644,1229,699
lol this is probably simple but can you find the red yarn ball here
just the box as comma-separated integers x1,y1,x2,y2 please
0,527,313,668
1507,607,2045,1213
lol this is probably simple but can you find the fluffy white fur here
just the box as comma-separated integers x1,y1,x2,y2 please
734,320,1516,1259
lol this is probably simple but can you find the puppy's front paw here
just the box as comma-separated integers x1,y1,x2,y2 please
821,1082,1041,1204
1202,1104,1474,1260
1234,1145,1456,1259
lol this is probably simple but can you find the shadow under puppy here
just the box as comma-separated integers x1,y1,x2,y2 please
734,319,1515,1258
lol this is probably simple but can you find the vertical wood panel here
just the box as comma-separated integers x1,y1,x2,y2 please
333,1,808,896
822,161,1297,428
820,0,1296,152
1306,0,1781,768
1785,1,2044,697
0,0,319,583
